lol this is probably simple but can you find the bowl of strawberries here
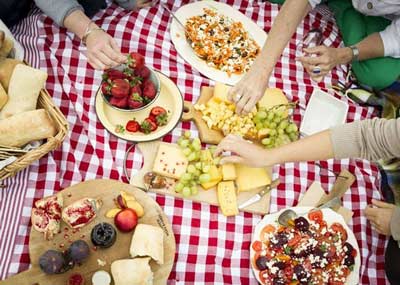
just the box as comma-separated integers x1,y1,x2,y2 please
100,52,160,112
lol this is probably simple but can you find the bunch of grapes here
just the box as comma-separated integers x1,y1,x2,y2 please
253,104,299,149
175,131,219,197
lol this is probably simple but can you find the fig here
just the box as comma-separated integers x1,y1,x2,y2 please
91,223,117,248
66,240,90,264
39,250,66,274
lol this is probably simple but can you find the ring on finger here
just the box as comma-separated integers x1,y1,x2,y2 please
312,66,321,74
234,93,243,102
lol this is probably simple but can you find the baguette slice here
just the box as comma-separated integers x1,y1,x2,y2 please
130,224,164,265
111,258,153,285
62,198,102,229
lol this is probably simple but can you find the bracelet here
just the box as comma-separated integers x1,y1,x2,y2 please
81,22,104,46
349,45,360,62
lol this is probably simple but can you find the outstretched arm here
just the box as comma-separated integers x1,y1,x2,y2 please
230,0,312,115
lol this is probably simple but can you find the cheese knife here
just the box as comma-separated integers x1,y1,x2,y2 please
238,179,280,210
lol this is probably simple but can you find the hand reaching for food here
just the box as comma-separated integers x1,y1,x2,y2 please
215,134,269,167
228,63,269,116
134,0,153,10
364,199,396,236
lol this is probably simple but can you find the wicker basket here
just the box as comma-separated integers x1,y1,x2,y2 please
0,88,69,180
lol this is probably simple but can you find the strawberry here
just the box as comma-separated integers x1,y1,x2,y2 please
103,69,126,81
130,85,142,97
150,106,167,117
126,120,140,132
109,96,128,108
127,52,145,70
150,106,168,126
140,118,158,134
101,81,111,96
135,66,151,79
155,113,168,126
142,80,157,100
128,92,144,109
111,79,130,98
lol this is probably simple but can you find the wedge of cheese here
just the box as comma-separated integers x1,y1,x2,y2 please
222,163,236,181
152,143,188,179
217,181,239,216
258,88,289,117
235,165,271,192
201,165,222,190
213,82,231,103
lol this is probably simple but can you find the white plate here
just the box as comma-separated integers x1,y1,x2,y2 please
170,1,267,86
300,89,348,136
95,71,184,142
251,207,360,285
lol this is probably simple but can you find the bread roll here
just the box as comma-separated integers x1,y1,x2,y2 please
0,58,22,91
111,258,153,285
0,83,7,109
0,64,47,119
130,224,164,265
0,109,57,147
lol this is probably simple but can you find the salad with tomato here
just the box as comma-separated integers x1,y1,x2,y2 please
251,208,359,285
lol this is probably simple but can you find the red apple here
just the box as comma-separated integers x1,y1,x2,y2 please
114,208,138,232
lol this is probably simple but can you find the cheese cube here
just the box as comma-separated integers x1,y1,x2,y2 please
217,181,239,216
235,165,271,192
152,143,188,179
213,82,231,103
222,164,236,181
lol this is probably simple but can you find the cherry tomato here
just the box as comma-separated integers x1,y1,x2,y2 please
330,223,348,242
259,269,273,285
288,233,301,247
308,209,323,223
150,106,167,116
260,224,276,241
252,241,263,252
284,265,294,280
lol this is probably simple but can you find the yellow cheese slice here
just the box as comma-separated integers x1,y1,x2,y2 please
217,181,239,216
258,88,289,116
201,165,222,190
235,165,271,192
152,143,188,179
222,164,236,181
213,82,231,103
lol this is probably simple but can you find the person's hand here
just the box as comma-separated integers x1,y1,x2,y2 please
364,199,396,236
298,46,352,82
85,28,126,70
227,64,269,116
134,0,153,10
215,135,269,167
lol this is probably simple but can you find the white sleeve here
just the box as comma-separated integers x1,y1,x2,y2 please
308,0,322,9
379,17,400,58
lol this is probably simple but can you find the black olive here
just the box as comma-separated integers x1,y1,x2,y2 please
91,223,117,248
256,256,269,271
344,254,355,266
343,242,354,255
294,217,309,231
273,278,286,285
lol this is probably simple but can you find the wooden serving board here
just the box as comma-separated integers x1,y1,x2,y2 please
130,141,274,215
182,86,224,145
0,179,176,285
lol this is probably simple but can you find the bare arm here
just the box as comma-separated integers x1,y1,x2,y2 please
230,0,312,115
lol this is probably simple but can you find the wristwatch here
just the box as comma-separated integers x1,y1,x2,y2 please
349,45,360,62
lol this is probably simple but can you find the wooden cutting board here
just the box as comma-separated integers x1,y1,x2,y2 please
0,179,176,285
182,86,224,145
130,141,274,215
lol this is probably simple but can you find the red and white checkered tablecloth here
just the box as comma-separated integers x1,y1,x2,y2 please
0,1,389,284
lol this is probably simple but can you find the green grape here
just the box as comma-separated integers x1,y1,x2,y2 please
191,186,198,195
178,139,190,148
194,169,201,177
288,123,298,133
199,173,211,183
187,164,196,173
202,164,211,173
273,116,281,124
267,112,274,121
175,182,184,193
182,186,191,197
270,122,277,129
177,137,184,145
256,122,263,130
182,148,191,156
195,162,202,170
184,131,191,139
269,129,277,136
278,129,284,135
263,121,270,128
187,152,197,161
289,132,298,142
189,180,197,187
278,120,289,130
256,110,267,120
261,138,271,145
253,117,261,124
181,172,192,181
192,143,201,151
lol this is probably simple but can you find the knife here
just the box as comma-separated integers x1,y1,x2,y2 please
238,179,280,209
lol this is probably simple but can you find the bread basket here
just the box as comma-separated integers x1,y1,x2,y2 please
0,88,68,180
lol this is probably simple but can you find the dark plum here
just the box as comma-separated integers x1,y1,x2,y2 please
255,256,269,271
273,277,286,285
66,240,90,264
91,223,117,248
294,217,309,231
39,250,66,274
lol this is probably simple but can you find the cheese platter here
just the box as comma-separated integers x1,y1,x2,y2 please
0,179,175,285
